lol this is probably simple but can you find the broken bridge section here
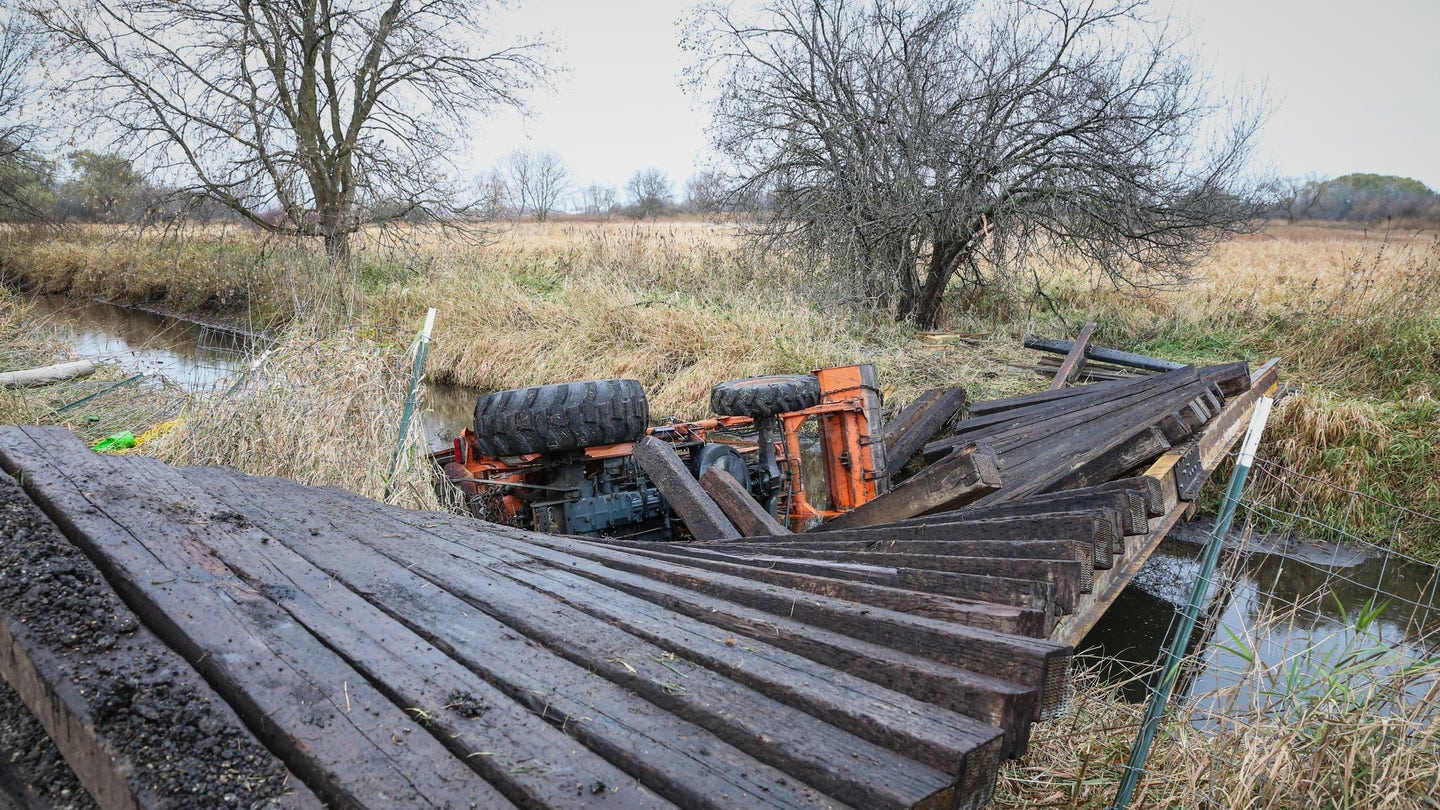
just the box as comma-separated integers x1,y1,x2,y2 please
0,357,1277,809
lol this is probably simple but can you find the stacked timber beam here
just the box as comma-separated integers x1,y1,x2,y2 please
0,424,1068,810
648,354,1278,656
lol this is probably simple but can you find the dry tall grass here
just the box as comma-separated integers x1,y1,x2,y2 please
143,324,445,512
996,646,1440,808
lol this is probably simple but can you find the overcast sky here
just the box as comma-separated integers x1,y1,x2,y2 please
468,0,1440,199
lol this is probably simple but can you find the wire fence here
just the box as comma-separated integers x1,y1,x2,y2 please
999,454,1440,809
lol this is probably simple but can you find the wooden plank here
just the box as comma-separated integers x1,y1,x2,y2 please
608,543,1048,630
633,436,740,542
1048,362,1280,645
165,468,678,810
925,368,1199,462
0,475,321,810
716,537,1087,564
214,473,972,810
966,380,1122,417
338,495,1072,707
823,511,1117,562
814,444,1001,531
1050,506,1188,647
935,489,1146,535
1022,337,1186,372
699,547,1087,605
699,467,788,537
1047,321,1096,390
615,544,1055,616
1081,476,1167,518
881,390,942,444
882,388,968,480
368,526,1052,750
0,427,502,810
1196,358,1281,469
1041,425,1173,492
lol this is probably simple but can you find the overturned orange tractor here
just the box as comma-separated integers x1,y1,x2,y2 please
441,365,890,539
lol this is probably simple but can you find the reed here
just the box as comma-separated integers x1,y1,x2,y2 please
142,322,447,512
997,606,1440,808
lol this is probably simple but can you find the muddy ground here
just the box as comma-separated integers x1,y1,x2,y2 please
0,471,298,808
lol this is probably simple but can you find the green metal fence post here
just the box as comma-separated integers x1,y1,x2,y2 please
385,308,436,500
1111,393,1275,809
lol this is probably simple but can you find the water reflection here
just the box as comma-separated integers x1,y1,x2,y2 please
1084,521,1440,705
28,294,478,450
27,296,259,390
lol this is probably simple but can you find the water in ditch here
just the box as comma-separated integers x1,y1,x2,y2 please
24,294,477,452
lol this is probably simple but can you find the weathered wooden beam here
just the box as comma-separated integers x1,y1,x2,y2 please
925,368,1200,462
966,380,1122,417
185,469,867,809
934,489,1146,535
699,467,789,537
703,547,1088,606
815,443,1001,530
221,473,985,809
169,469,677,810
882,390,942,444
882,387,969,480
1048,321,1097,390
616,543,1055,615
468,528,1073,705
633,435,740,541
0,427,499,809
826,510,1118,561
611,542,1047,631
1022,337,1186,372
1042,425,1173,492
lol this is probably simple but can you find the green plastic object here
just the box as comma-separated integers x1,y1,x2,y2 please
92,431,137,452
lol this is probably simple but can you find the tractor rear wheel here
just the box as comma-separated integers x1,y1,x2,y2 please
710,374,821,419
473,379,649,457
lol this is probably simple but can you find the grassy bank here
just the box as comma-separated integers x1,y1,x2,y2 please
997,642,1440,808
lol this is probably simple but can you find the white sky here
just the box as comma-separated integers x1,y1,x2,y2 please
469,0,1440,199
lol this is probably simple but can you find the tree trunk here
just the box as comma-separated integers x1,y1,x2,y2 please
911,239,968,330
324,229,352,268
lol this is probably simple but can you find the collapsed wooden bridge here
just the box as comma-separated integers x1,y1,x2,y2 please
0,356,1278,809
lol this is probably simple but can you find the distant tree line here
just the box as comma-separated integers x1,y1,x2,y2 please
0,140,737,225
479,153,736,221
1267,174,1440,223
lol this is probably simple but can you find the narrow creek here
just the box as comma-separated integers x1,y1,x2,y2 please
25,294,1440,708
25,294,480,452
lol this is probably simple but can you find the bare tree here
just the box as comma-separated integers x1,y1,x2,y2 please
33,0,551,268
579,183,617,217
683,169,731,214
688,0,1266,328
625,167,673,219
0,14,52,221
496,148,571,222
1265,174,1329,222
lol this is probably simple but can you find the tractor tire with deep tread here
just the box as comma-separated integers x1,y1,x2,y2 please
710,374,821,419
473,379,649,457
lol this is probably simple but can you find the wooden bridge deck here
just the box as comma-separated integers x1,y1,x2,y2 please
0,360,1276,809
